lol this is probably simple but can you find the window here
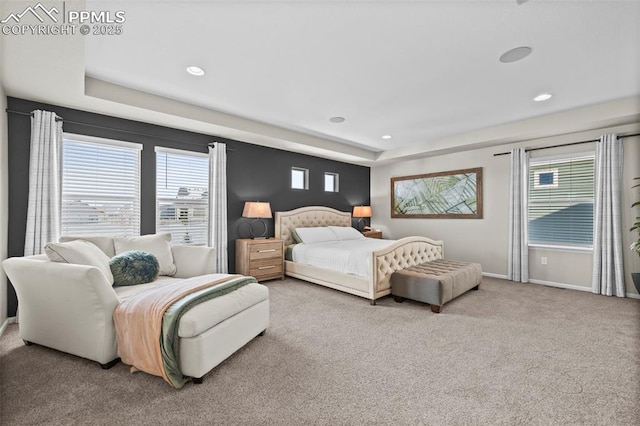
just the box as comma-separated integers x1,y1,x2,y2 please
528,153,595,249
533,169,558,188
156,147,209,245
291,167,309,190
61,134,141,236
324,172,339,192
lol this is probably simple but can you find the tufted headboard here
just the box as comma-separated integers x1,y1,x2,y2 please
275,206,351,246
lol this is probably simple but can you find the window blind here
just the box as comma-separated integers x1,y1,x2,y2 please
155,147,209,246
61,135,141,237
528,154,595,248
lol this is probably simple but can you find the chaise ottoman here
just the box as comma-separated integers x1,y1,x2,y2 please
176,281,270,383
114,275,270,387
391,259,482,313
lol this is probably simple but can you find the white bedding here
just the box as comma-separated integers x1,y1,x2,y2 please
291,238,396,278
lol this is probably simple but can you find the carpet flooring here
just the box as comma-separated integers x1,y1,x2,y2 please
1,277,639,425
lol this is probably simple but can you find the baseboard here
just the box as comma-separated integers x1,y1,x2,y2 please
482,274,640,298
482,272,508,280
528,278,592,293
529,279,640,299
0,316,16,338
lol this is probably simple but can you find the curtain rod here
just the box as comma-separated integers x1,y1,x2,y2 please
7,108,65,123
5,108,233,150
493,132,640,157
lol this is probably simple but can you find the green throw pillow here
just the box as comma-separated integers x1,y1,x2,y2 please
110,250,160,287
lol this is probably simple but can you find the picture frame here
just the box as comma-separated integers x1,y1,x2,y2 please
391,167,483,219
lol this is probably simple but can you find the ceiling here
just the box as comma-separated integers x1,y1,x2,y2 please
2,0,640,165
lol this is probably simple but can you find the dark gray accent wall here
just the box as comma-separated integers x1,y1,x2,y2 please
6,97,370,316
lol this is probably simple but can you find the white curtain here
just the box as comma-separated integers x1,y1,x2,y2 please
507,147,529,283
24,110,62,255
592,134,625,297
208,142,228,273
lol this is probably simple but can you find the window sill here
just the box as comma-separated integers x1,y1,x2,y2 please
528,244,593,254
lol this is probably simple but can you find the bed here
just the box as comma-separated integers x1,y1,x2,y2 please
274,206,444,304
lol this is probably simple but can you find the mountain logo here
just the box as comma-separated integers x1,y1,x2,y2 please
1,2,60,24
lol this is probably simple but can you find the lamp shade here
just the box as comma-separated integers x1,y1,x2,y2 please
242,201,272,219
352,206,372,218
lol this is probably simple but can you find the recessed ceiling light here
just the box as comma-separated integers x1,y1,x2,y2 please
499,46,532,63
186,66,205,76
329,116,345,123
382,135,392,140
534,93,553,102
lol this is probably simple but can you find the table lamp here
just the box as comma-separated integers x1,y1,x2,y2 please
352,205,372,231
242,201,272,239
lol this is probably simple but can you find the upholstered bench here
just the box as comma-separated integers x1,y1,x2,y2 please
390,259,482,313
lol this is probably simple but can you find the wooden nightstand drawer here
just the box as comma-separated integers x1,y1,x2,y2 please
236,238,285,282
249,259,283,280
248,242,283,260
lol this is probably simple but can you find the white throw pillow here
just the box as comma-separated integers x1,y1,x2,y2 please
293,227,338,244
113,233,177,276
45,240,114,284
58,235,116,257
328,226,366,241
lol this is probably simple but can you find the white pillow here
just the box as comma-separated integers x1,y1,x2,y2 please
293,227,338,245
328,226,366,241
45,240,114,284
59,235,116,257
114,233,177,276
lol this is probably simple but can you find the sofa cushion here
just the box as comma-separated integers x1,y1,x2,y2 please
45,240,114,284
110,251,160,287
58,235,116,257
114,233,177,276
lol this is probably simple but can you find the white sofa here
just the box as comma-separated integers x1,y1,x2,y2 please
2,234,269,384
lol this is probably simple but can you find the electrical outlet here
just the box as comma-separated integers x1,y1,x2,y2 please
541,257,548,265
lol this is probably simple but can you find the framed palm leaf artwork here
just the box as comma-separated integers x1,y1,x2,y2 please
391,167,483,219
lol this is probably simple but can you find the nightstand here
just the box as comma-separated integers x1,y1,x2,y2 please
235,238,284,282
362,230,382,239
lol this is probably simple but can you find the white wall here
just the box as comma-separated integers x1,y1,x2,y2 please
371,125,640,295
0,32,9,329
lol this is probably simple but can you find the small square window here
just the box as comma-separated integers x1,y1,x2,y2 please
291,167,309,190
533,169,558,188
324,172,339,192
538,172,554,186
